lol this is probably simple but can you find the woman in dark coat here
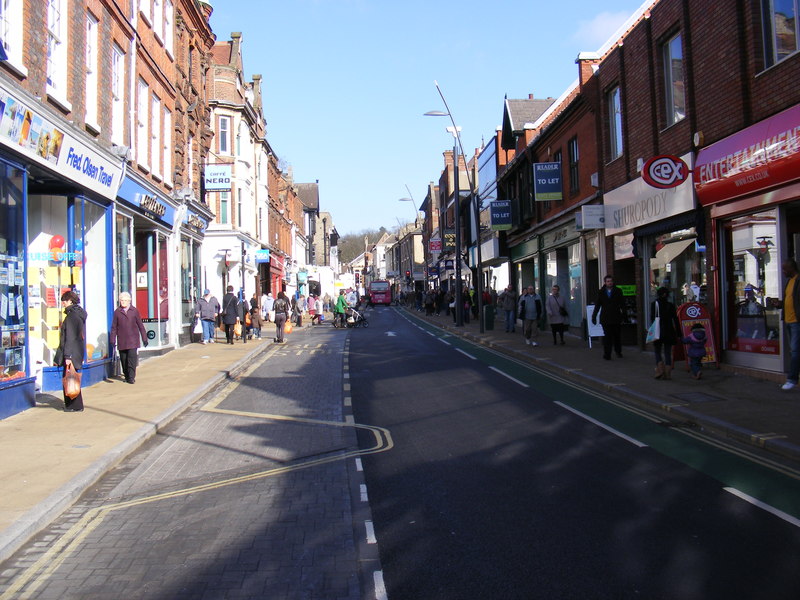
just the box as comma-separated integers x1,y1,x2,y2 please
55,290,87,412
109,292,148,384
220,285,239,344
651,286,682,380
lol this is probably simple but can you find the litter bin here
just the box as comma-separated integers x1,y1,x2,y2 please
483,304,495,330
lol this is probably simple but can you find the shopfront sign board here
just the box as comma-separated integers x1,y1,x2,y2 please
674,302,718,366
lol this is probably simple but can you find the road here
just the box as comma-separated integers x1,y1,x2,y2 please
351,307,800,600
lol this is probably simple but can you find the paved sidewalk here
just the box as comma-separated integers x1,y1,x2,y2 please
405,307,800,468
0,331,287,562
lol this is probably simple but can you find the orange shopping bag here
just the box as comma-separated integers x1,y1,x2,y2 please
284,322,293,334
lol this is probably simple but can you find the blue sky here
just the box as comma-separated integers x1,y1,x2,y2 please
209,0,648,235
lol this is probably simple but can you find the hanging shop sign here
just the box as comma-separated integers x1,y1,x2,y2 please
641,155,689,189
695,103,800,206
184,211,208,234
0,82,122,200
443,229,456,251
429,238,442,252
533,162,562,202
254,249,270,264
490,200,512,230
204,164,232,191
579,205,606,229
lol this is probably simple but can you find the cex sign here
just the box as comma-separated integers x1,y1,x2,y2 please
641,155,689,189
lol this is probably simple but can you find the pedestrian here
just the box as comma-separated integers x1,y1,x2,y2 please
682,323,708,380
520,285,542,346
424,288,435,316
323,293,332,313
110,291,149,384
195,289,219,344
462,286,471,324
249,304,264,339
297,294,306,327
311,295,324,325
220,285,239,345
769,258,800,390
497,284,517,333
260,290,270,321
264,292,275,322
54,290,87,412
650,287,682,380
273,291,290,343
591,275,626,360
334,289,348,328
239,295,250,343
546,284,568,345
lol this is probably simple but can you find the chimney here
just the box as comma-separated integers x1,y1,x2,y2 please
252,74,263,113
576,52,600,92
230,32,242,68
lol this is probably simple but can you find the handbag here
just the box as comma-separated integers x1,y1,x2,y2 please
559,305,568,317
645,301,661,343
63,363,82,399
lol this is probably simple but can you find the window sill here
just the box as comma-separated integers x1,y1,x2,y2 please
85,120,101,135
2,59,28,79
46,86,72,114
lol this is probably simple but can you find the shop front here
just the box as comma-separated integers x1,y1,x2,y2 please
116,176,180,351
0,80,124,411
604,153,705,345
539,219,584,330
178,209,209,345
696,103,800,375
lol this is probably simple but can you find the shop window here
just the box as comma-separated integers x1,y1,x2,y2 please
180,238,199,326
663,33,686,127
607,86,623,160
762,0,799,68
648,227,706,309
28,195,110,370
135,231,169,346
115,214,132,299
0,164,26,384
724,210,780,355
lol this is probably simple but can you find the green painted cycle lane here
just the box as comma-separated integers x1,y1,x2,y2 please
406,315,800,523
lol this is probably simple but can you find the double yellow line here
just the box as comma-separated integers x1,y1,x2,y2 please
2,349,392,599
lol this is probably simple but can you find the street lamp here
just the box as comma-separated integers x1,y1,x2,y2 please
425,80,483,330
398,197,417,226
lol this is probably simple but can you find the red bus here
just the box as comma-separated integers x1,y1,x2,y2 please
368,280,392,306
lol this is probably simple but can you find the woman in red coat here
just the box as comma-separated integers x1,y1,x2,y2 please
110,292,148,384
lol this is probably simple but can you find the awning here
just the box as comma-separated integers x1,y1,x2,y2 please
650,238,694,270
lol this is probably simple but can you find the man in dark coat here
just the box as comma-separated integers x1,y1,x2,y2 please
110,291,148,384
220,285,239,344
55,290,87,412
591,275,626,360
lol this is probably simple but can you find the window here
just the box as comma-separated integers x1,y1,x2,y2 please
187,135,194,188
218,116,230,154
111,45,125,145
163,108,172,184
164,0,174,55
46,0,68,103
567,137,579,195
762,0,799,67
237,188,243,227
136,79,149,168
0,0,26,74
139,0,151,23
85,13,99,129
663,33,686,126
152,0,163,40
607,86,623,160
151,95,161,177
220,191,229,225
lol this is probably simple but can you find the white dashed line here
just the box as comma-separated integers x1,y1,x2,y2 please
555,401,647,447
455,348,477,360
360,484,369,502
374,571,388,600
488,366,529,387
365,520,377,544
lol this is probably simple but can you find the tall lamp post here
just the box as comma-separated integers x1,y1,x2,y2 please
426,80,483,330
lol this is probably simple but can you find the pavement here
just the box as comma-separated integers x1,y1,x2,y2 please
2,305,800,566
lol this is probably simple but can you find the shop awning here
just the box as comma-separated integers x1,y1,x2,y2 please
651,238,694,270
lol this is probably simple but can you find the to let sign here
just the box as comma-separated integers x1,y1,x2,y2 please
429,238,442,252
490,200,512,230
533,162,562,201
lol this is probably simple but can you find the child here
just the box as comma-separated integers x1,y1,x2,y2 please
682,323,707,379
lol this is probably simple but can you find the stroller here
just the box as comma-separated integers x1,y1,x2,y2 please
345,306,369,328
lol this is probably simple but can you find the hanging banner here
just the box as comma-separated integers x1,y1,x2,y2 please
533,162,562,201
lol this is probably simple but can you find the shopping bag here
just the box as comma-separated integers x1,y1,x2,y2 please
284,322,293,334
193,319,203,334
645,302,660,343
63,363,82,399
233,322,242,337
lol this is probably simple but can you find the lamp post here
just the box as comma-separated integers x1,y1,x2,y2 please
426,81,482,329
398,197,417,226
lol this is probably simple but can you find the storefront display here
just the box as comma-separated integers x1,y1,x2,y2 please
0,162,26,387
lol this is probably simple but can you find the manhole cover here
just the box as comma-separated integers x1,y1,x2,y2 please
670,392,725,404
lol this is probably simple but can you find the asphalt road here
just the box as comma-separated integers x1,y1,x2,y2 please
351,307,800,600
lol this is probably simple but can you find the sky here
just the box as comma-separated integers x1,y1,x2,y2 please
209,0,648,235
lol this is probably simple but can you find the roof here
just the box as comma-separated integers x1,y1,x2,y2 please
295,183,319,212
501,97,556,151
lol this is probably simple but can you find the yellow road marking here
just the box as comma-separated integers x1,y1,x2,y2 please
3,346,391,599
